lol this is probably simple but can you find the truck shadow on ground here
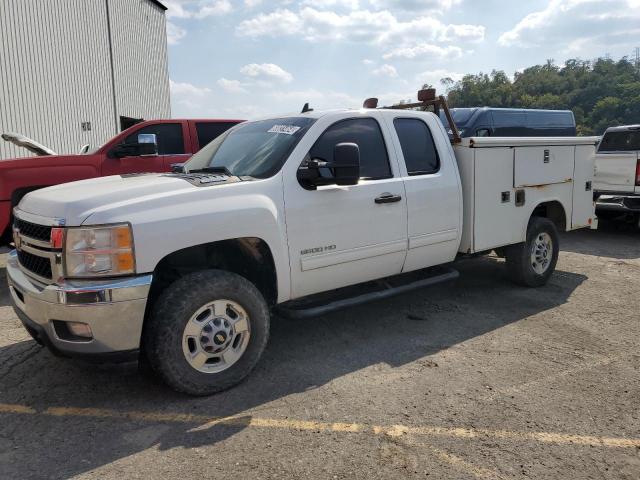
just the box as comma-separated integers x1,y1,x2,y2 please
0,257,587,479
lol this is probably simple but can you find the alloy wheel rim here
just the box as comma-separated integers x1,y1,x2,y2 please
182,299,250,374
531,232,553,275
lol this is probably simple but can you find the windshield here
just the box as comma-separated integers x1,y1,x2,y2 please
185,117,316,178
439,108,477,127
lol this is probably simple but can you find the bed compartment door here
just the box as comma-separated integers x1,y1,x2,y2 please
514,146,574,187
571,144,596,229
473,148,523,251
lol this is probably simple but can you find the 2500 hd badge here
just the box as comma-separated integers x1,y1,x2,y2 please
300,245,337,255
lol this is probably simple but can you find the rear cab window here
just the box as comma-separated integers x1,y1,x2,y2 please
309,117,391,180
393,118,440,175
598,130,640,152
195,122,239,149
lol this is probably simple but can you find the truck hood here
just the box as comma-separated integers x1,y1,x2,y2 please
1,132,56,156
17,173,239,225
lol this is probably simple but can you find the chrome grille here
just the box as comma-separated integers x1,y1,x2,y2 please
13,213,61,284
17,249,53,280
14,218,52,243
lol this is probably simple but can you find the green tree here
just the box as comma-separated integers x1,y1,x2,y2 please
443,55,640,134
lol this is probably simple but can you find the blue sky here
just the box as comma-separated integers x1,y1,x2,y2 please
164,0,640,119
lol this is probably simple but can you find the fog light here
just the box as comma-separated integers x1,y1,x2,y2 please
67,322,93,339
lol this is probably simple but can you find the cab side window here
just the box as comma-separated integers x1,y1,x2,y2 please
309,118,391,180
393,118,440,175
124,123,185,155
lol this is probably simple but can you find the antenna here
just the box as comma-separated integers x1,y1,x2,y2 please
301,103,313,113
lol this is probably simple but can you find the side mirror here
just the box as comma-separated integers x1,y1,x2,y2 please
111,140,158,158
332,142,360,185
297,142,360,189
171,162,185,173
137,133,158,156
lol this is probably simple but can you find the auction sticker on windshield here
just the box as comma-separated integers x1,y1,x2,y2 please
268,125,301,135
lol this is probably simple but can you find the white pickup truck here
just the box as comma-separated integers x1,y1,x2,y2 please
7,100,598,395
593,125,640,225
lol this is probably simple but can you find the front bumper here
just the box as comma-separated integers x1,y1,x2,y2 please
6,250,152,360
595,193,640,213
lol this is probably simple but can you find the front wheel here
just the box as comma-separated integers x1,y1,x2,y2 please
505,217,559,287
143,270,270,396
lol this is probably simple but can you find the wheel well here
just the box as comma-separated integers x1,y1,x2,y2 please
148,238,278,309
532,201,567,231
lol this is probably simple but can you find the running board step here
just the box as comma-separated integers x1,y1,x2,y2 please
276,267,459,320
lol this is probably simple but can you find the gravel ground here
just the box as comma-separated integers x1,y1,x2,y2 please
0,223,639,479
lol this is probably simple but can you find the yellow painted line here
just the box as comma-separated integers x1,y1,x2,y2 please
1,403,639,449
0,403,36,415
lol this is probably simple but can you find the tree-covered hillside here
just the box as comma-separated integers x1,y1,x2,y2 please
442,57,640,135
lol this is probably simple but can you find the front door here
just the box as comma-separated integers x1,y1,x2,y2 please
283,113,408,299
103,122,189,175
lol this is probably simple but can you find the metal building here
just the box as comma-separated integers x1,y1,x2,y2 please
0,0,171,159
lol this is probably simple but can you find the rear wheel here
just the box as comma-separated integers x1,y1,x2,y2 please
505,217,559,287
143,270,270,396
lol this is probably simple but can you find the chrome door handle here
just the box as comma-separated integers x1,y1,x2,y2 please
374,193,402,204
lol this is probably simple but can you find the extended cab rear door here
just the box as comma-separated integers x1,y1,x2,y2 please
282,112,408,299
382,111,462,272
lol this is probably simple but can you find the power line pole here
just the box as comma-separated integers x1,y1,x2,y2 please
634,47,640,75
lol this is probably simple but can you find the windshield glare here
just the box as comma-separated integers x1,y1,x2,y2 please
185,117,315,178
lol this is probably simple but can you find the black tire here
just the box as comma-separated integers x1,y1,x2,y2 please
143,269,270,396
505,217,559,287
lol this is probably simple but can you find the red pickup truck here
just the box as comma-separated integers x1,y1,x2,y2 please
0,118,242,243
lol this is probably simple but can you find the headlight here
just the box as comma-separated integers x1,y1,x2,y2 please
64,224,135,278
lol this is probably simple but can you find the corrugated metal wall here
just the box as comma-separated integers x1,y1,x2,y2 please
109,0,171,123
0,0,170,160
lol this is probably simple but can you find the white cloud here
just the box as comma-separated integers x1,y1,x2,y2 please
236,7,484,47
244,0,262,7
268,89,362,111
164,0,232,20
198,0,232,17
301,0,360,8
170,80,214,114
217,78,248,93
239,63,294,83
369,0,462,12
362,58,374,65
372,64,398,78
170,80,211,96
415,69,463,90
166,21,187,45
383,43,463,60
498,0,640,53
236,9,302,37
